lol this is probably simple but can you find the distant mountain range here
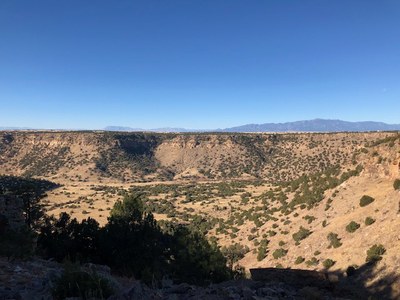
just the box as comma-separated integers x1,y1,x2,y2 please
2,119,400,133
104,119,400,133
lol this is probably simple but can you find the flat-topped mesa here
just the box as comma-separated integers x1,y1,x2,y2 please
0,131,398,182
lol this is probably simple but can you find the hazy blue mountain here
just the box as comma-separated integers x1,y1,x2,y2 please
222,119,400,132
104,119,400,133
104,126,146,132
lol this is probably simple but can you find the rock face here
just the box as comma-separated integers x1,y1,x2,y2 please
1,257,395,300
0,257,62,300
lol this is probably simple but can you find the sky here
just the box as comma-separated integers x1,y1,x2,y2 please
0,0,399,129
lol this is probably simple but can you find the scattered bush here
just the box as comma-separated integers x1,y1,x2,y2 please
272,248,288,259
366,244,386,263
305,257,319,267
346,221,360,233
394,179,400,191
360,195,375,207
292,227,311,243
365,217,375,226
221,243,249,270
294,256,305,265
322,259,335,269
257,247,267,262
257,239,269,262
327,233,342,248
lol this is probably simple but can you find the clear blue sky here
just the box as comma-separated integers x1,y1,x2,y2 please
0,1,399,129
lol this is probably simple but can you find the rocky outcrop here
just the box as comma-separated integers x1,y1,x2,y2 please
0,257,352,300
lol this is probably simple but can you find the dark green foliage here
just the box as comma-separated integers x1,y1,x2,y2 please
18,145,70,177
369,134,400,147
38,213,101,262
294,256,305,264
292,226,311,243
272,248,288,259
327,232,342,248
282,165,362,209
257,248,266,261
322,259,335,269
303,215,316,224
0,226,36,259
257,239,269,261
38,193,230,284
366,244,386,263
52,263,114,300
0,175,59,228
221,243,249,270
305,257,319,267
394,179,400,191
360,195,375,207
168,226,230,284
365,217,375,226
346,221,360,233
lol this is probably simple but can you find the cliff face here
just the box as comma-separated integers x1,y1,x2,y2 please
0,131,397,182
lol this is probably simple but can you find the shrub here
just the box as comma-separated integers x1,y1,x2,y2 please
272,248,288,259
294,256,305,265
322,259,335,269
346,221,360,233
256,239,269,262
221,243,249,270
305,257,319,267
327,233,342,248
360,195,375,207
366,244,386,263
292,227,311,243
346,265,358,276
0,226,36,259
52,263,114,300
394,179,400,190
257,246,267,261
365,217,375,226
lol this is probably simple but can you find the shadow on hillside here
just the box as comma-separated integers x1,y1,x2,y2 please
251,262,400,299
329,262,400,299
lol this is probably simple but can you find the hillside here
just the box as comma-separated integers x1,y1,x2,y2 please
1,130,400,297
0,131,390,182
